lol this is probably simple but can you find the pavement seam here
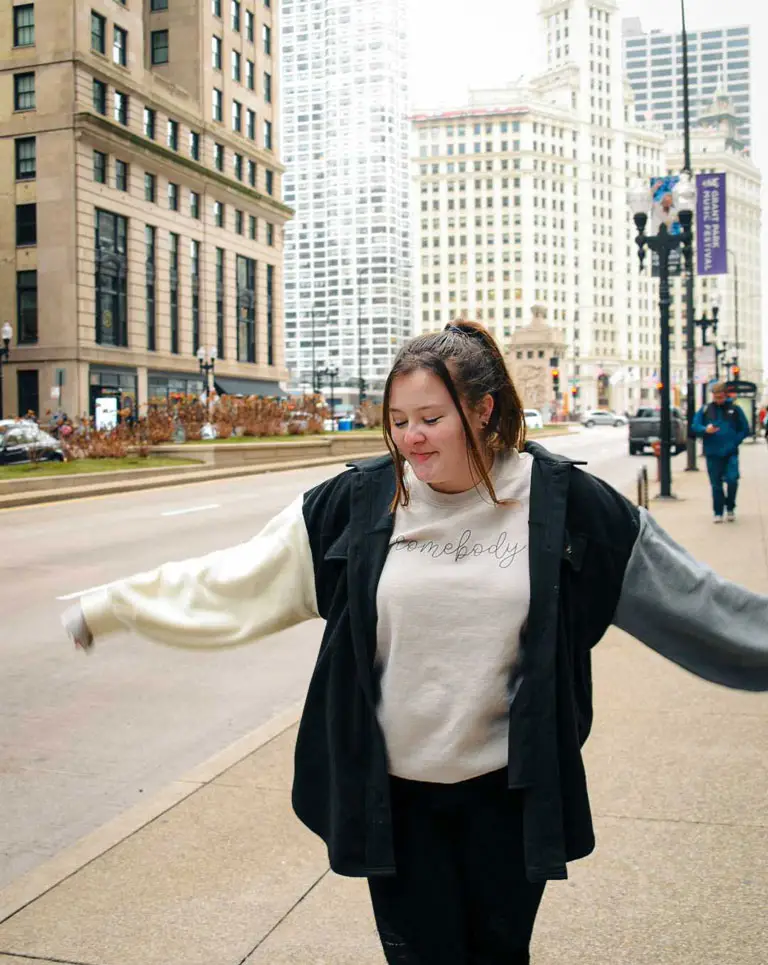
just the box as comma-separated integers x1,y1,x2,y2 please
593,811,768,830
0,952,107,965
235,868,332,965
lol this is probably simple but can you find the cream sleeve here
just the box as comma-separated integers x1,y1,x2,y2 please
74,496,319,650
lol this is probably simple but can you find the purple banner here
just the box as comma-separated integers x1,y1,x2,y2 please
696,173,727,275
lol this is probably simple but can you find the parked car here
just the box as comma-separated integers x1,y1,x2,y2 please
580,409,627,428
627,406,687,456
0,420,64,466
523,409,544,430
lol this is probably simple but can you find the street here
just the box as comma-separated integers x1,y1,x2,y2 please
1,427,654,889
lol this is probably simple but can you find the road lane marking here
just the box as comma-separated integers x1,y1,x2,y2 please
161,503,220,517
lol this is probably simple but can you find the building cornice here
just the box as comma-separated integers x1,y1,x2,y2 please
75,111,294,220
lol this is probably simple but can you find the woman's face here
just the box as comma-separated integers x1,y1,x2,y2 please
388,368,492,494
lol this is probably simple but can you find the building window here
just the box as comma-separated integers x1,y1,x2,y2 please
115,159,128,191
234,153,243,179
262,24,271,55
146,225,156,351
17,270,38,343
231,0,241,32
263,71,272,103
265,169,274,195
95,209,128,347
91,11,106,53
232,49,241,82
190,130,200,160
14,73,35,111
216,248,225,358
114,90,128,125
93,150,108,183
236,255,256,363
143,106,156,138
246,109,255,140
93,78,107,114
246,9,254,41
266,221,274,246
232,99,242,132
247,60,255,90
151,30,169,65
266,263,274,365
13,4,35,47
168,181,179,210
213,87,222,121
167,118,179,150
15,137,36,180
214,200,224,227
248,214,256,240
16,204,37,246
235,209,244,234
263,120,273,150
212,0,221,16
145,172,157,202
191,239,201,354
214,142,224,170
151,0,168,9
190,191,200,218
247,159,256,186
212,35,222,69
169,232,179,354
113,25,127,66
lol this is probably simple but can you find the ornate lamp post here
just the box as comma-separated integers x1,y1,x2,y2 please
197,346,217,421
628,174,696,499
694,291,720,407
0,322,13,420
318,366,339,431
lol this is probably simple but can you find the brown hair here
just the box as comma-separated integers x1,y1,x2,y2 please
383,320,526,510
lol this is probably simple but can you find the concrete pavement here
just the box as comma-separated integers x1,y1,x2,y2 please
1,442,766,964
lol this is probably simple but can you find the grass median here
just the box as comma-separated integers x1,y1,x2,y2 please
0,456,204,481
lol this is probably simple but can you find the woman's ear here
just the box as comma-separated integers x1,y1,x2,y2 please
478,393,494,428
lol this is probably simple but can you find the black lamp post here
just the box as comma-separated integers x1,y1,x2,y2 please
628,175,695,499
318,366,339,431
356,268,368,408
0,322,12,421
197,346,217,421
694,292,720,408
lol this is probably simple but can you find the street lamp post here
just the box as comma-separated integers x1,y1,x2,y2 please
628,175,695,499
318,366,339,430
694,291,720,408
727,248,740,371
356,268,368,409
680,0,698,472
0,322,12,421
196,346,217,421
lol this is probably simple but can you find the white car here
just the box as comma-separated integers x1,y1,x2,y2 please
524,409,544,430
580,409,627,428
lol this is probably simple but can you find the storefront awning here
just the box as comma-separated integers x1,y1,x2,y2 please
214,376,283,397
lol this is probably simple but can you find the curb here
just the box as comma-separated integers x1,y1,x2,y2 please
0,701,304,924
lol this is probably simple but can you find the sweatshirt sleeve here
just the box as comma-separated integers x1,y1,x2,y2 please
691,406,707,437
77,496,318,650
612,508,768,691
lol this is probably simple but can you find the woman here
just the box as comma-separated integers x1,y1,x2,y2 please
64,322,768,965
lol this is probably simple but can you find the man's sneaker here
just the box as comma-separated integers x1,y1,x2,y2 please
714,515,724,524
727,511,736,522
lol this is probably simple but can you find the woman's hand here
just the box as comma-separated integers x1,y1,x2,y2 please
61,604,94,653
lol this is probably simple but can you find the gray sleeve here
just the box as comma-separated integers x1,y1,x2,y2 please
613,508,768,692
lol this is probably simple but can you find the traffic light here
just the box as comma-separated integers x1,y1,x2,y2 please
732,365,741,380
551,368,560,395
656,381,664,393
571,385,579,398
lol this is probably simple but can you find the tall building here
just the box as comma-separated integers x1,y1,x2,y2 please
281,0,411,405
622,19,751,149
411,0,762,414
1,0,290,421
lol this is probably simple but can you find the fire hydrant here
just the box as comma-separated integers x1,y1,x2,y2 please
650,438,662,482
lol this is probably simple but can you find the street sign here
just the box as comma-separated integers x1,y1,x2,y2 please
50,386,60,401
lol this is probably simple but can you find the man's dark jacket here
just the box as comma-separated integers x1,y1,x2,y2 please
292,442,768,882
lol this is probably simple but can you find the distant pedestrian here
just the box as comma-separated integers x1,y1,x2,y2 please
692,382,750,523
63,323,768,964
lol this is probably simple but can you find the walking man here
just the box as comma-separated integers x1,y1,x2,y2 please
692,382,750,523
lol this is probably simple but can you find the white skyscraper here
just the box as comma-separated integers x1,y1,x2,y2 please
280,0,411,404
622,19,752,149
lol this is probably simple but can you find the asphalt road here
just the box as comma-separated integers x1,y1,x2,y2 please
0,427,658,889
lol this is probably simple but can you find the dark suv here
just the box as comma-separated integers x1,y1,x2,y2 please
0,420,64,466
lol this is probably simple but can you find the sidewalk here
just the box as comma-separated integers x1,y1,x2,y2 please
0,444,766,965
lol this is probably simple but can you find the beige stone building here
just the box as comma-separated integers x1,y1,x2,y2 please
1,0,291,421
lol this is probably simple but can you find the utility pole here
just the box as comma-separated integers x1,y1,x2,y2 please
682,0,698,472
